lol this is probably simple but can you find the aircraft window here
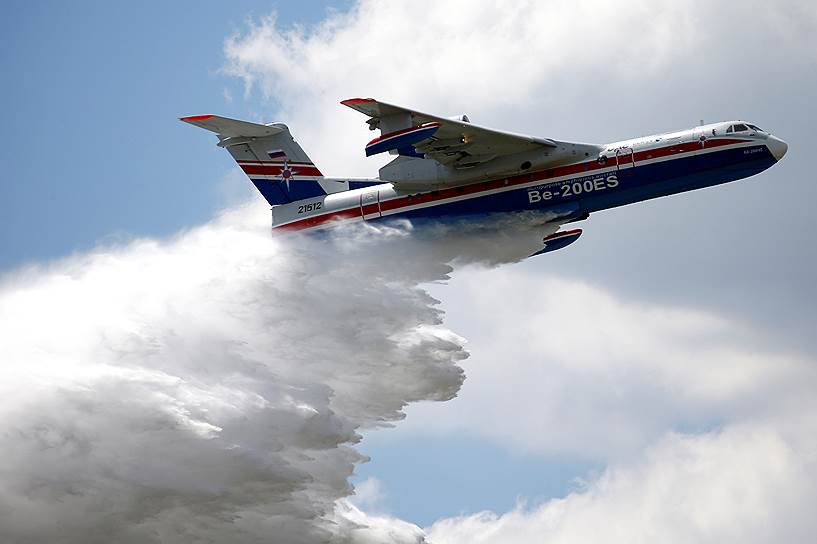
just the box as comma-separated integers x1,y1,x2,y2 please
733,123,749,132
726,125,734,133
747,124,764,132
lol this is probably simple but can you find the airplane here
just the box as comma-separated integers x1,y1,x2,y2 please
181,99,787,255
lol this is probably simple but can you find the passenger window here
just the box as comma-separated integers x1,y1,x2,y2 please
734,123,749,132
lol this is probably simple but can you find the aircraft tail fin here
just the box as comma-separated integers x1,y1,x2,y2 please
180,114,329,206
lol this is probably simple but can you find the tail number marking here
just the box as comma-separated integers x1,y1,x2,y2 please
298,202,323,214
528,175,618,203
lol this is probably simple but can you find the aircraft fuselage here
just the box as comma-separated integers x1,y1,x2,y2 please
269,121,788,232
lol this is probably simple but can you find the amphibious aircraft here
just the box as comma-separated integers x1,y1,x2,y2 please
181,99,787,255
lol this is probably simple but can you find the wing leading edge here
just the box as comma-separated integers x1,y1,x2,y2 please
342,98,557,164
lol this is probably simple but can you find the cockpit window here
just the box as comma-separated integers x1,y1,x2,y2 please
747,124,763,132
733,123,749,132
726,125,734,133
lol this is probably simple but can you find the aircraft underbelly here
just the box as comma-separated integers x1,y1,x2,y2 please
579,144,776,213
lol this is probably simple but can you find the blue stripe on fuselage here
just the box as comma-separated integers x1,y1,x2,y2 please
349,180,384,190
389,144,776,222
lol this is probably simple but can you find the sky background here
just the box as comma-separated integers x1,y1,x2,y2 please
0,0,349,268
2,1,816,541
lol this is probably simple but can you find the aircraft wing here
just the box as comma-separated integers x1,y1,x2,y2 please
341,98,558,168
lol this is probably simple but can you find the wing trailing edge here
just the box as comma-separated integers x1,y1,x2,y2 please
341,98,603,189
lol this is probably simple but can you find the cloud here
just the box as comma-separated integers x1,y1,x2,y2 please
348,477,386,512
221,0,817,351
0,201,558,542
428,422,817,543
223,0,815,174
8,205,809,542
196,1,817,541
223,0,695,178
4,0,816,542
397,267,817,460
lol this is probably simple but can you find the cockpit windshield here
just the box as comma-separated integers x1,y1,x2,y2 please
726,123,764,133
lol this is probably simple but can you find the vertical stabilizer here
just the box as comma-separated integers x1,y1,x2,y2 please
180,114,329,205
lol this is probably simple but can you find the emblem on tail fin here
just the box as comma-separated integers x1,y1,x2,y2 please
280,161,293,180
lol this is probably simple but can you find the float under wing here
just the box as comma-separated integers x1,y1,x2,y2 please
531,229,583,257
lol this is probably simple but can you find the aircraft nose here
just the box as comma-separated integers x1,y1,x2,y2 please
767,135,788,161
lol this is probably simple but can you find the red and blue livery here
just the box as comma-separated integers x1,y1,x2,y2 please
181,100,787,256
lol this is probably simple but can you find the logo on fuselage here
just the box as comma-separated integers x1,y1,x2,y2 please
528,174,619,203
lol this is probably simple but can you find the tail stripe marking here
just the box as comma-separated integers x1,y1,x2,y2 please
240,164,323,177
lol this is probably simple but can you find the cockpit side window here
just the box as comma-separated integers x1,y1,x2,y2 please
733,123,749,132
726,125,734,133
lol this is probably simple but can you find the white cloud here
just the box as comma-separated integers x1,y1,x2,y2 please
223,0,815,179
397,267,817,460
350,477,387,512
220,0,817,352
0,202,558,542
216,1,817,540
332,501,427,544
6,207,812,542
4,1,816,542
428,422,817,543
0,205,425,543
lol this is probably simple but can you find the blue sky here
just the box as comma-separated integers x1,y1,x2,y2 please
2,1,816,539
0,1,347,268
356,430,599,525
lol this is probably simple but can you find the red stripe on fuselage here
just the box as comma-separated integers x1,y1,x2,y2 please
276,207,361,231
275,138,754,231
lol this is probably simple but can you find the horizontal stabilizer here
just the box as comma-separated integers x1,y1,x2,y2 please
179,114,284,138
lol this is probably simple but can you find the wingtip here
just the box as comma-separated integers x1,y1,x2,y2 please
179,114,215,122
340,98,375,106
